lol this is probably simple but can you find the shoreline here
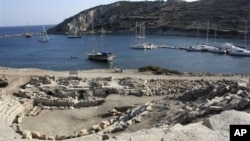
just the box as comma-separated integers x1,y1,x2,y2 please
1,66,249,81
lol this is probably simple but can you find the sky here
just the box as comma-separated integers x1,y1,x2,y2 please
0,0,198,27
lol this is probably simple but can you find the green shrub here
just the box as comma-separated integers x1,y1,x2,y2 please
138,66,182,75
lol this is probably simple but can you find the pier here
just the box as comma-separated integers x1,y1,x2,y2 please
0,32,40,39
158,45,186,50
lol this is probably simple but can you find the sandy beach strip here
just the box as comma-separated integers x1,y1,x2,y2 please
0,66,247,81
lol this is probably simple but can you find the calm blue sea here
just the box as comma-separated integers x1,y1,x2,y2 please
0,25,249,74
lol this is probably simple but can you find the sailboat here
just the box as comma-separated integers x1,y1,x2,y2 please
68,17,81,38
25,23,32,38
86,26,115,61
25,32,32,38
187,20,226,53
39,26,49,42
226,21,250,57
131,22,157,49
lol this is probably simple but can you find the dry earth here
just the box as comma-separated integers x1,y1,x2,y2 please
0,66,249,141
21,94,165,136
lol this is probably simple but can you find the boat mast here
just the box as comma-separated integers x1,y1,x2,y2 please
214,25,217,45
101,27,104,52
245,20,247,48
43,26,49,40
75,18,81,36
73,17,79,35
135,22,138,44
25,22,29,34
206,20,209,45
91,15,95,53
140,22,142,45
142,22,145,43
137,22,145,45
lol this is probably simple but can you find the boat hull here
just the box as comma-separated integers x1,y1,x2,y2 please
68,35,81,38
131,43,156,49
87,52,115,61
131,46,148,49
228,52,250,57
39,39,49,42
25,34,32,38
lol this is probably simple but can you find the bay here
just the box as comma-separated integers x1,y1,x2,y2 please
0,25,249,74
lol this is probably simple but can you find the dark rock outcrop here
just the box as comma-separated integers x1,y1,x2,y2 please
0,80,8,88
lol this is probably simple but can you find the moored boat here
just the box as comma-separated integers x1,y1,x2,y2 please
131,42,157,49
187,21,226,54
223,21,250,56
39,26,49,42
208,47,227,54
85,16,115,62
24,23,32,38
131,22,157,49
25,32,32,38
228,49,250,56
186,44,212,51
87,52,116,61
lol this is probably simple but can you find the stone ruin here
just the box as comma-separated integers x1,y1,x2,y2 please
2,75,249,140
0,74,8,89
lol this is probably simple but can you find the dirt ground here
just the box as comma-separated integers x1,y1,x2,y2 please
1,66,247,137
21,94,165,136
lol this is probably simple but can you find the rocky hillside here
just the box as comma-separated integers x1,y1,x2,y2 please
48,0,250,38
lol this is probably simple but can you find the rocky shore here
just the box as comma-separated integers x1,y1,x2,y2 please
0,67,250,141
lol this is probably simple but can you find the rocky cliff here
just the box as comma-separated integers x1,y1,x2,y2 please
48,0,250,38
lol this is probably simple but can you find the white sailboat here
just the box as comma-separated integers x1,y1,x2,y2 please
227,21,250,56
86,24,115,61
228,48,250,56
187,21,226,54
39,26,49,42
131,22,157,49
68,17,81,38
25,23,32,38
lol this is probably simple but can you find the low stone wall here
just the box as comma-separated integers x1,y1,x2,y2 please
34,97,76,107
7,75,250,140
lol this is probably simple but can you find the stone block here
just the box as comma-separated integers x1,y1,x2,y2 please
203,110,250,130
77,129,89,136
17,116,23,124
91,124,102,132
238,98,249,109
100,121,110,129
127,120,133,126
39,134,49,140
133,115,142,123
145,105,152,111
109,118,115,124
22,130,32,139
102,134,110,140
31,131,41,139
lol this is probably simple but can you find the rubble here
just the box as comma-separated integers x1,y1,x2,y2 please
2,75,249,140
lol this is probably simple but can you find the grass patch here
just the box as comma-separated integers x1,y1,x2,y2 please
138,66,182,75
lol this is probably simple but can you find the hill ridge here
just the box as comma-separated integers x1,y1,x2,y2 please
48,0,250,38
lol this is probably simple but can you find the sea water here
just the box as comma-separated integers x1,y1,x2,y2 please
0,25,250,74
